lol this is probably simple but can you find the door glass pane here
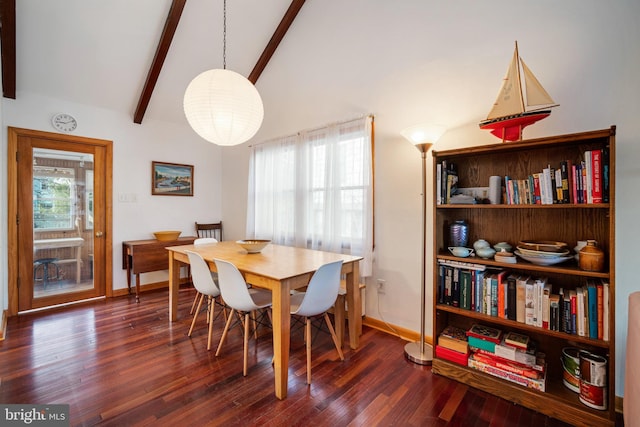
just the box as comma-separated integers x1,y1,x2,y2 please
32,149,94,298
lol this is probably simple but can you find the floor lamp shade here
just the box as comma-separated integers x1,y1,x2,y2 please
184,69,264,146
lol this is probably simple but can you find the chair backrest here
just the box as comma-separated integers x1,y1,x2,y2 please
185,250,220,297
195,222,223,241
213,258,262,312
194,237,218,245
292,260,343,317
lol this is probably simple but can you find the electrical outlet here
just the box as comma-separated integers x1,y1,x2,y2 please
377,279,386,294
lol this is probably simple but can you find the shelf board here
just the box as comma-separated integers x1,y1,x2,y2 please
437,254,610,279
435,304,611,349
437,203,611,209
432,359,615,427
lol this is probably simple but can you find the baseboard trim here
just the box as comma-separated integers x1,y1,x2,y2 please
111,278,193,297
0,310,7,340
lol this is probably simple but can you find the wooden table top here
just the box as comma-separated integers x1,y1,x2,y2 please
167,241,362,282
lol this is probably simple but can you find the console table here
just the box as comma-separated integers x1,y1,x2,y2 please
122,236,196,301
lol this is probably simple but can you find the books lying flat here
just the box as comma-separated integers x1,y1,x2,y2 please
437,325,469,354
468,335,497,353
466,324,503,344
503,331,530,350
468,353,546,392
436,345,469,366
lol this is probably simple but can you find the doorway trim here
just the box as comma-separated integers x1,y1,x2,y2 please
7,127,113,316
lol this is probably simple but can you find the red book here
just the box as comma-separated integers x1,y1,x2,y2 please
497,271,507,318
436,345,469,366
591,149,603,203
466,324,503,344
471,351,544,379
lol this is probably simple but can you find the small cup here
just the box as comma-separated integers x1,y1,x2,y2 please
449,246,474,258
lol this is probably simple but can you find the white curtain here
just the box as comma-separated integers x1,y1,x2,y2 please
247,116,374,277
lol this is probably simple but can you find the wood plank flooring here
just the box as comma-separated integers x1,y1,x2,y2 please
0,288,581,426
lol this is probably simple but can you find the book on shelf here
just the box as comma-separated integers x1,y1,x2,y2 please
603,280,610,341
468,335,497,353
437,325,469,354
585,151,593,204
436,163,442,205
497,270,507,319
602,145,610,203
591,148,603,203
470,350,544,380
467,324,503,344
436,345,469,366
549,293,561,331
597,282,604,340
467,353,547,392
570,289,577,335
507,274,518,321
444,265,453,305
542,283,552,329
524,277,535,325
460,269,472,310
493,341,542,369
516,276,528,323
452,267,460,308
554,168,563,203
587,282,598,339
438,264,445,304
576,287,585,337
503,331,530,350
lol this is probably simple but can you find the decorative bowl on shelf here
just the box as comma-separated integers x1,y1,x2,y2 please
237,239,271,254
476,247,496,259
514,250,573,266
518,240,568,253
448,246,474,258
153,230,181,241
493,242,513,253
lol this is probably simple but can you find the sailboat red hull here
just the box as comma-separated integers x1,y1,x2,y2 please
479,110,551,142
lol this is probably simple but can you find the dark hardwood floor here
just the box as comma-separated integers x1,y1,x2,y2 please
1,288,582,426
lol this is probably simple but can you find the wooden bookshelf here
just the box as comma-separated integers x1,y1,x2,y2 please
431,127,616,427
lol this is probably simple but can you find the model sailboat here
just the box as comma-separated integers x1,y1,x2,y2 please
479,42,558,142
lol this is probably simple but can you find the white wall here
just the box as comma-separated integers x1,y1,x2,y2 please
219,0,640,397
1,91,223,291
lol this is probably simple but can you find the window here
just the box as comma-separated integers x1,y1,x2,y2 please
247,116,374,276
33,166,76,230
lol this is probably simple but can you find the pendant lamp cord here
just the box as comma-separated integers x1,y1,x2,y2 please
223,0,227,70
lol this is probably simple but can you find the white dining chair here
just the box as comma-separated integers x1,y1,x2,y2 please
185,250,222,351
290,260,345,384
189,238,219,315
213,258,272,376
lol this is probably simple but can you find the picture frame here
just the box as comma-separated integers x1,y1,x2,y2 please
152,161,194,196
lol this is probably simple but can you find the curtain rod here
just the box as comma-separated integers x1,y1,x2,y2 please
250,114,374,147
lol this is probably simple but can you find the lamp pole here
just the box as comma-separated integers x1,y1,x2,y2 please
404,142,433,365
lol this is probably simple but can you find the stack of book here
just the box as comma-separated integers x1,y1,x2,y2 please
435,325,469,366
466,325,547,391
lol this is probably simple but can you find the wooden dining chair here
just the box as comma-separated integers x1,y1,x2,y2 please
195,221,223,241
290,260,345,384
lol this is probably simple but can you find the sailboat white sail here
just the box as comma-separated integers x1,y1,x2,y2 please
480,42,558,142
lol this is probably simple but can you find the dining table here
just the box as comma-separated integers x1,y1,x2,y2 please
166,241,363,400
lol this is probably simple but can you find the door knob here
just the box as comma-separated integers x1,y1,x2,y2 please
95,231,104,237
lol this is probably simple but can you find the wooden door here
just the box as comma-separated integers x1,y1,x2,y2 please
8,127,113,313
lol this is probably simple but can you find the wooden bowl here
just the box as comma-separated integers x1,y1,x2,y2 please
517,240,568,253
236,239,271,253
153,230,181,241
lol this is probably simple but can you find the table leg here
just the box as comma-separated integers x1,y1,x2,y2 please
271,280,290,400
135,274,141,303
346,262,361,349
168,251,180,321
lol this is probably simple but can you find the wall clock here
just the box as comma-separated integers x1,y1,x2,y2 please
51,113,78,132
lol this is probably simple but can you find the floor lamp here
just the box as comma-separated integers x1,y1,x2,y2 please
401,124,446,365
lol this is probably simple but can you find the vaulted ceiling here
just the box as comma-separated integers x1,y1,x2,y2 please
2,0,306,126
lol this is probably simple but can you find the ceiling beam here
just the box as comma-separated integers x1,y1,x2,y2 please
133,0,187,124
248,0,305,85
0,0,16,99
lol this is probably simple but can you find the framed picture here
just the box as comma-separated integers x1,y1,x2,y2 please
152,161,194,196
